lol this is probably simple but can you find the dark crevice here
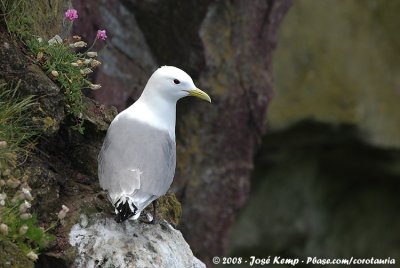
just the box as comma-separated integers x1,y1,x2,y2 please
35,254,68,268
253,120,400,189
259,0,273,39
121,0,212,79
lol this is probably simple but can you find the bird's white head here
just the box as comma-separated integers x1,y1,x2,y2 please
141,66,211,103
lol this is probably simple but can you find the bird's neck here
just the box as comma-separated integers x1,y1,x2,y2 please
133,94,177,140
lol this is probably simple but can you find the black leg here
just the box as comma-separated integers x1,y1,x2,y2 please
139,200,158,224
152,199,157,220
148,200,157,224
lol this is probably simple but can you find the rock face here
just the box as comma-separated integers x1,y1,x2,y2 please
72,0,157,111
69,216,205,268
227,0,400,263
269,0,400,148
228,123,400,264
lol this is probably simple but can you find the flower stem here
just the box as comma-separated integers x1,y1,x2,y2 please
44,221,59,233
67,21,73,37
2,202,20,216
85,38,97,53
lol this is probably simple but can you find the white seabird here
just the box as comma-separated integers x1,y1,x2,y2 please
98,66,211,223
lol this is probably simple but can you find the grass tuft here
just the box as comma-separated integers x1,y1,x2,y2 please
0,0,34,41
0,82,55,258
0,82,37,169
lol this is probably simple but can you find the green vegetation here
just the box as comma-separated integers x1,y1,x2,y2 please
0,83,36,169
0,0,34,41
27,38,102,133
1,0,103,133
0,1,103,261
0,0,103,260
0,187,55,254
0,84,54,259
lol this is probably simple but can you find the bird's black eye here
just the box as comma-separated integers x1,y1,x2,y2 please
173,79,180,84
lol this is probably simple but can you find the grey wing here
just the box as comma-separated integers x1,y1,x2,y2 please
98,115,176,203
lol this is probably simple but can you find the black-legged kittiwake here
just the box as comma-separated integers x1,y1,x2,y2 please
98,66,211,223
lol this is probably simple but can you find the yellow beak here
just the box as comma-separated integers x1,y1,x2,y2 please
188,88,212,103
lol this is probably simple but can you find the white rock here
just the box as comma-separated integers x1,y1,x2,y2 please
69,215,205,268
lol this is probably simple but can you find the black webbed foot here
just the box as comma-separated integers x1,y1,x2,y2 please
114,199,137,223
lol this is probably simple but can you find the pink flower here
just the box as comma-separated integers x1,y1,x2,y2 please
65,9,78,21
96,30,107,41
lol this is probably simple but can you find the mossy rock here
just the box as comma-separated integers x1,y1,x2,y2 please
153,191,182,227
2,0,67,40
0,239,34,268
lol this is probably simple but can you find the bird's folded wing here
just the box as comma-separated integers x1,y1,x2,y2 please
98,115,176,203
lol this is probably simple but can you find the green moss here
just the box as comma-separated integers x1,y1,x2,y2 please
155,191,182,226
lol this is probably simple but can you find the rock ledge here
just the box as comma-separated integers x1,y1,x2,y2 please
69,215,205,268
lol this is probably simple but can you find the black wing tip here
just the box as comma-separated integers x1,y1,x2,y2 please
114,199,137,223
